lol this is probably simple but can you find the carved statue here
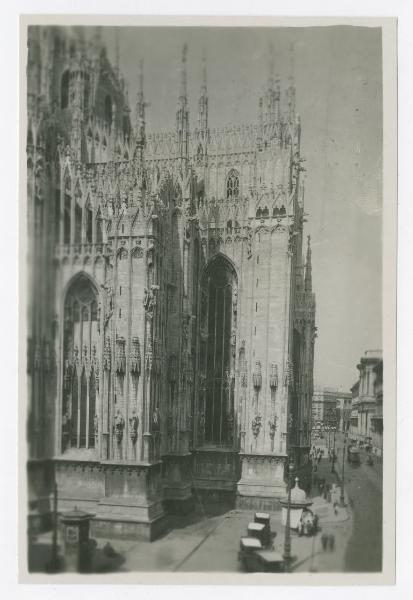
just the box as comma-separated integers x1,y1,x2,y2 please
268,414,278,439
129,412,139,444
252,415,262,439
114,410,125,444
152,407,161,432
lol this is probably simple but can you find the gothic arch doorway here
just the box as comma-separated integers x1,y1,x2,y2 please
198,254,237,447
61,273,99,452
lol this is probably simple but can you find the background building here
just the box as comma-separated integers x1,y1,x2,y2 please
311,387,350,429
349,350,383,455
26,26,316,539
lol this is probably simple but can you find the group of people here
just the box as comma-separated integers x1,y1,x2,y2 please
309,446,324,464
321,533,336,552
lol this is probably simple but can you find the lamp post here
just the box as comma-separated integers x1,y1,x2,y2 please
331,423,337,473
283,461,295,569
340,432,348,506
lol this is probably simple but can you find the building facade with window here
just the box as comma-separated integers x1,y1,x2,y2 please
311,387,350,432
349,350,383,454
26,27,316,539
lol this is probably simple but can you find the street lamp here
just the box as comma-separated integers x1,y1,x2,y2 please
340,432,348,506
283,461,295,569
331,423,337,473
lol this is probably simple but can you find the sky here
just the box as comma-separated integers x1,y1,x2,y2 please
99,25,382,392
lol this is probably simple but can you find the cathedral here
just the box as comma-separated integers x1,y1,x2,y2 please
26,26,316,540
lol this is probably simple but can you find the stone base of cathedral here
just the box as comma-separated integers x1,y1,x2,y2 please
235,453,287,511
54,458,167,541
92,496,167,541
161,453,195,515
191,448,240,500
27,458,55,536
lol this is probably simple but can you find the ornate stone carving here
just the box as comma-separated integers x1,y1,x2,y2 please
143,284,159,318
252,415,262,439
268,414,278,439
284,358,294,388
269,363,278,391
94,414,99,447
152,406,161,432
252,361,262,390
239,341,248,388
114,410,125,444
130,336,141,375
129,411,139,444
103,338,111,371
115,336,126,375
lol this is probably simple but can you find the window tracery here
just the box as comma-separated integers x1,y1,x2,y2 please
198,255,237,446
226,169,240,200
62,275,99,452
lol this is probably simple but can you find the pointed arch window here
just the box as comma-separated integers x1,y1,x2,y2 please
226,169,240,200
61,70,69,109
198,256,237,446
62,275,99,452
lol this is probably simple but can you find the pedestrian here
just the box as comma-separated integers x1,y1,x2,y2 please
328,534,335,552
321,533,328,551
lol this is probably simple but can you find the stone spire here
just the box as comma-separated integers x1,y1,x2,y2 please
114,28,120,76
134,59,146,154
197,50,208,132
259,43,281,141
176,44,189,157
286,42,296,123
304,235,312,293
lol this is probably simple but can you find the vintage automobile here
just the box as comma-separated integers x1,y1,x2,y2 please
347,446,361,464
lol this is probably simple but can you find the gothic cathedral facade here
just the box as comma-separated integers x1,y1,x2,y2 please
26,27,316,539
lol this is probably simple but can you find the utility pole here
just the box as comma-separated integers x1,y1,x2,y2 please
331,421,337,473
340,432,348,506
283,461,295,570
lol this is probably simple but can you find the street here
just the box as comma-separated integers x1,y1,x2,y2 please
335,439,383,572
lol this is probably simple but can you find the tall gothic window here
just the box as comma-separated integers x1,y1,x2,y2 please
226,169,240,200
63,275,99,451
200,255,236,446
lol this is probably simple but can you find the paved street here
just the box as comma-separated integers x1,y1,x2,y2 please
317,434,383,572
342,444,383,572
